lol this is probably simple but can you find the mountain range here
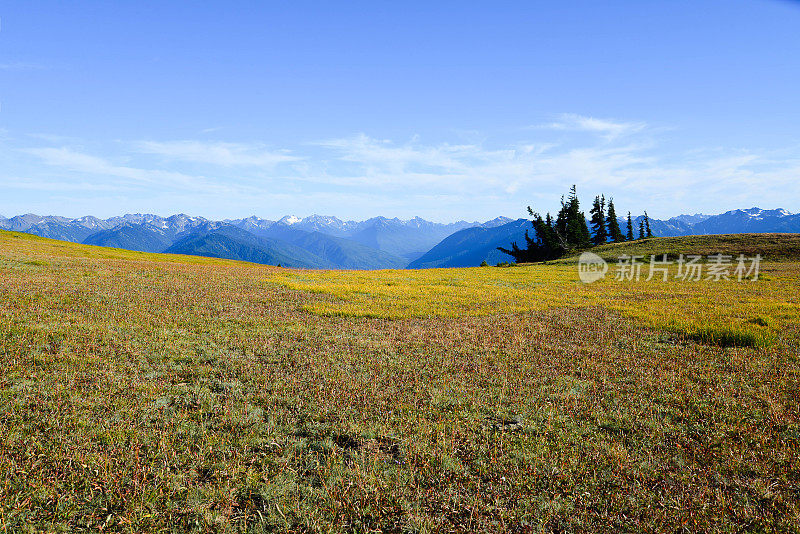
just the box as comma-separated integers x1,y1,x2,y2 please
408,207,800,268
0,213,493,269
0,208,797,269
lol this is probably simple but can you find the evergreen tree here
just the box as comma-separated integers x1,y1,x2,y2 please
644,211,653,238
498,185,591,262
589,195,608,246
626,212,634,241
538,212,562,254
557,185,591,249
498,212,559,263
500,186,647,262
606,198,623,243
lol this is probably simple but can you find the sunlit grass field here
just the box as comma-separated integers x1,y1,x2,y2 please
1,230,799,532
266,257,798,349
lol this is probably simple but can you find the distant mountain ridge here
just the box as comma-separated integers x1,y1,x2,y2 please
0,212,487,269
408,207,800,268
632,208,798,237
83,223,175,252
164,224,332,269
409,219,529,268
1,208,797,269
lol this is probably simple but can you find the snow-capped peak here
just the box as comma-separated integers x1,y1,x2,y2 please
482,216,514,228
306,214,333,222
737,207,792,220
75,215,102,228
279,215,302,225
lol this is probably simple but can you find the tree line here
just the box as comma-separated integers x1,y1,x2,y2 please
498,185,653,263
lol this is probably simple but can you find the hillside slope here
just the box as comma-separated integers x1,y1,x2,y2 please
349,217,474,262
245,224,407,269
556,233,800,263
83,223,174,252
409,219,528,268
164,226,331,269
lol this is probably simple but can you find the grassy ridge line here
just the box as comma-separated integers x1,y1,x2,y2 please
553,233,800,263
0,229,288,269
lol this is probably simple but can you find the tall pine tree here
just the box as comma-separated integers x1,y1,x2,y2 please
558,185,591,249
589,195,608,246
644,211,653,237
626,212,634,241
639,219,645,239
606,198,623,242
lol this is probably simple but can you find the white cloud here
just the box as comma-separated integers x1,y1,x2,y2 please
1,176,131,192
23,147,185,184
8,123,800,220
135,140,299,167
315,133,523,185
18,146,248,197
544,113,646,139
308,132,800,217
0,62,48,70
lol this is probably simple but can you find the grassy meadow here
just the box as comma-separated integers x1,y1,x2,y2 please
1,230,799,532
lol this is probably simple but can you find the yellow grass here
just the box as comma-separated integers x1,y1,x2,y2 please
266,262,799,347
2,229,799,531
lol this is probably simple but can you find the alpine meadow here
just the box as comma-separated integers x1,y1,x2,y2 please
3,1,800,533
1,230,799,531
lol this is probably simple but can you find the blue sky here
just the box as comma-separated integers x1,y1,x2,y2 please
1,0,799,221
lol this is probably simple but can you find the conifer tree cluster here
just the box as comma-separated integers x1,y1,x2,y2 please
498,185,653,263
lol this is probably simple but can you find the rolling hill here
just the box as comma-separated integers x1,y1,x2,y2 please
83,223,174,253
164,225,330,269
408,219,528,268
556,233,800,263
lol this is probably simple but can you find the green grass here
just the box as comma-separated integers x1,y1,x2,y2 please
685,325,774,348
1,230,799,532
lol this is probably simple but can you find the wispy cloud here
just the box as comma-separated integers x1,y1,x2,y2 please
315,132,640,192
309,131,800,216
23,147,168,184
0,61,49,70
19,146,240,195
543,113,646,140
1,176,132,192
7,121,800,220
135,140,299,167
315,133,522,184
